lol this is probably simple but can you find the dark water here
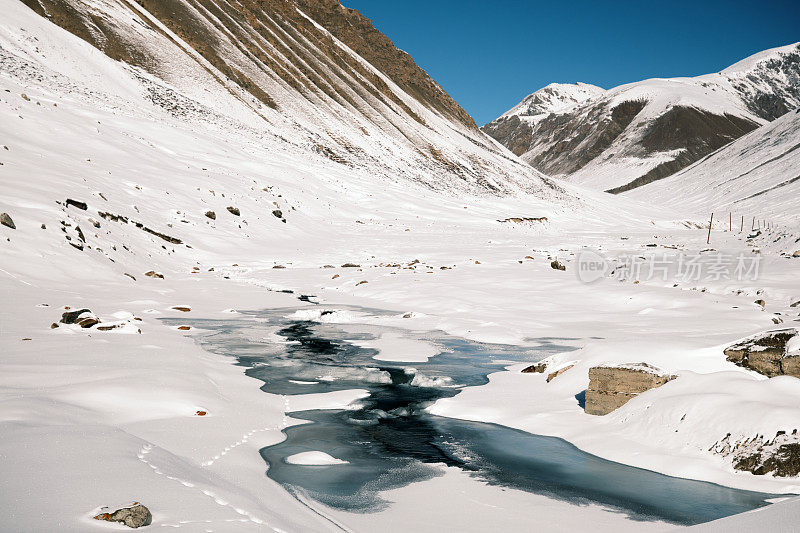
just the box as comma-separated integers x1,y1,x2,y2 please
163,306,779,525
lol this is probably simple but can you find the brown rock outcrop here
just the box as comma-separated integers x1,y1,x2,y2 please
585,363,675,415
723,328,799,378
94,503,152,528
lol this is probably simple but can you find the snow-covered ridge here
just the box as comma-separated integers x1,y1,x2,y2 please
483,42,800,193
498,82,605,122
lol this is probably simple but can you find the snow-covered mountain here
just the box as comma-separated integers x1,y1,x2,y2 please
499,82,605,120
13,0,553,195
483,43,800,193
627,107,800,225
485,82,605,156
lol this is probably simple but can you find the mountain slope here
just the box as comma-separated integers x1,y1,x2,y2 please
626,107,800,224
15,0,550,195
483,43,800,193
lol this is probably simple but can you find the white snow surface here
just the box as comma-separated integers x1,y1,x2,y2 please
2,2,800,532
285,451,349,465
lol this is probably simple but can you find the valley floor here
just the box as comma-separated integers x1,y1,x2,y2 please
3,214,800,531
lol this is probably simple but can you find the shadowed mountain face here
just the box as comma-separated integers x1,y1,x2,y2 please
483,44,800,193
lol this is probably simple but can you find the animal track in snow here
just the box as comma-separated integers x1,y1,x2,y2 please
201,396,291,467
136,443,285,531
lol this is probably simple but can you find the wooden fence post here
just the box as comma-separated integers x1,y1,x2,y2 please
707,213,714,244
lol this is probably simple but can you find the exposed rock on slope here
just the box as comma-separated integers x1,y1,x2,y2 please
724,328,800,378
484,43,800,193
712,431,800,477
94,503,152,528
585,363,675,415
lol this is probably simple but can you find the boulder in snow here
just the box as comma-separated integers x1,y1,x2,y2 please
547,364,574,382
65,198,87,210
585,363,675,415
94,503,152,528
0,212,15,229
723,328,798,377
226,206,240,216
521,362,547,373
60,309,99,328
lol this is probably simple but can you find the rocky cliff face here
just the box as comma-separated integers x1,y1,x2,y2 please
483,43,800,193
585,363,675,416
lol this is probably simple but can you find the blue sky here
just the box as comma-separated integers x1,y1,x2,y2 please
342,0,800,125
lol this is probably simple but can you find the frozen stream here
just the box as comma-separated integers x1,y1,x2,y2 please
164,305,778,526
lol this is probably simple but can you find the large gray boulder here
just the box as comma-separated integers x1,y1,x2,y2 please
585,363,675,415
94,503,152,528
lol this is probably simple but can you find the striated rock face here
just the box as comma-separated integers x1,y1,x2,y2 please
724,328,799,378
585,363,675,415
17,0,556,196
20,0,473,129
294,0,476,129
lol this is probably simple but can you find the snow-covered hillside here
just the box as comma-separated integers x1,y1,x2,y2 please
13,0,553,195
627,108,800,225
483,43,800,192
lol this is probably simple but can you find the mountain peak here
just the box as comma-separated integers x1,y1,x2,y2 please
500,82,605,120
